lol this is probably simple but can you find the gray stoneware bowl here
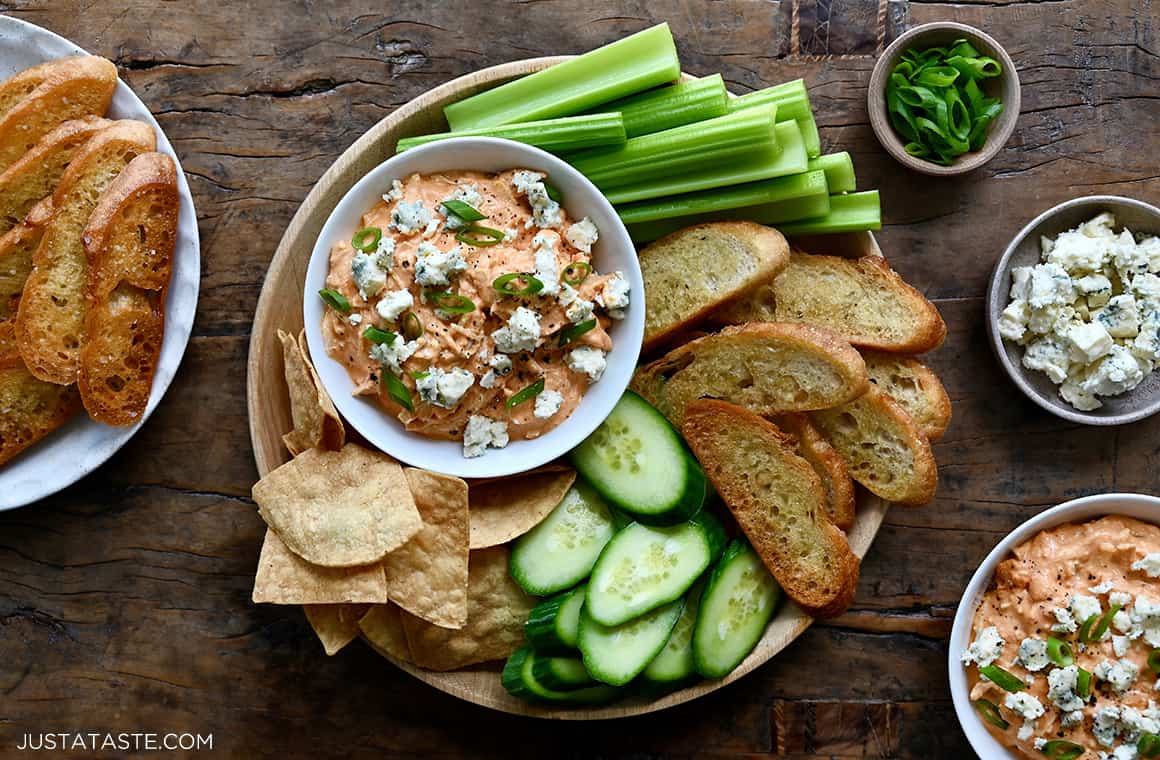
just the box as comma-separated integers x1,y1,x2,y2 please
986,195,1160,425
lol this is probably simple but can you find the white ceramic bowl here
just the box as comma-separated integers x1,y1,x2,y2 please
948,492,1160,758
302,137,644,479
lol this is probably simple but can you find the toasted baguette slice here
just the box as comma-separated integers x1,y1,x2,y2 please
771,413,856,531
16,120,156,384
640,222,789,353
78,152,177,425
0,58,58,116
809,385,938,506
630,322,868,428
683,399,860,618
0,357,81,465
716,252,947,353
0,116,111,234
0,57,117,174
0,220,43,320
862,351,951,440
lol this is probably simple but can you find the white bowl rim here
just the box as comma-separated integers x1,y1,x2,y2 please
948,492,1160,758
985,194,1160,426
301,136,644,479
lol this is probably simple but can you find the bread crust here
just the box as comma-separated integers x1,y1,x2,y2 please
0,358,82,466
771,412,857,531
862,350,952,440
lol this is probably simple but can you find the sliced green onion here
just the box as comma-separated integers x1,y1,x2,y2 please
410,370,430,380
493,273,544,297
383,372,413,411
1149,649,1160,674
318,289,351,313
443,23,680,130
1046,637,1074,667
808,152,856,194
1041,740,1085,760
398,113,626,154
972,698,1009,730
1140,732,1160,758
1076,667,1093,700
562,261,592,286
594,74,728,137
351,226,382,252
506,378,545,409
441,199,487,222
1088,603,1122,642
401,311,423,341
978,664,1026,693
1078,613,1099,643
558,318,597,346
777,191,882,237
455,225,506,247
363,326,397,344
428,291,475,315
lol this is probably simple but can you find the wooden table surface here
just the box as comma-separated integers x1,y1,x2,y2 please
1,0,1156,757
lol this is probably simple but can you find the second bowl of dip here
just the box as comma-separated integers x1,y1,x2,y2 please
949,493,1160,759
303,137,644,479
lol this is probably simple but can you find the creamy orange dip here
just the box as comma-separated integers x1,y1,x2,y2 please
963,516,1160,759
321,169,629,458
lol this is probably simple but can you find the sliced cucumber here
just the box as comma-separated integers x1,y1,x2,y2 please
532,655,596,690
570,390,707,525
501,647,622,704
586,511,726,626
524,584,586,654
510,480,617,595
693,539,782,679
578,598,684,686
642,579,705,689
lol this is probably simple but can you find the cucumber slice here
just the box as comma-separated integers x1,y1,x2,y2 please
693,539,782,679
501,647,622,704
510,481,617,595
586,511,726,626
532,655,596,689
642,579,705,689
570,390,707,525
525,584,586,654
578,599,684,686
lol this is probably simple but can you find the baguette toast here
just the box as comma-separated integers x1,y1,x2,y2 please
0,221,44,363
771,413,856,531
809,385,938,506
77,152,177,424
16,120,156,384
715,252,947,353
0,56,117,174
0,357,81,466
862,351,951,440
682,399,860,618
640,222,789,353
631,322,868,427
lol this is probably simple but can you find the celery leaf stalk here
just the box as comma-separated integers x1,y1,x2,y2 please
777,191,882,235
595,74,728,137
807,152,856,193
395,113,626,154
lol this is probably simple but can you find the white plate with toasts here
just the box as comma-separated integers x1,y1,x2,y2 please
0,16,200,511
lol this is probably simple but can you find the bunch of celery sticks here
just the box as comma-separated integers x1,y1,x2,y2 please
396,23,880,244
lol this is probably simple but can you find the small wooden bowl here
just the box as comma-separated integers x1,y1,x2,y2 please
868,22,1020,176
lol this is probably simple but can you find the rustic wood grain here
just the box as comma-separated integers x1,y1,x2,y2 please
0,0,1156,756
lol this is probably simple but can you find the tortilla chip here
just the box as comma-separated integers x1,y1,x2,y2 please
468,468,577,549
384,469,469,629
278,329,344,455
401,546,535,671
252,529,389,604
253,445,422,567
358,603,412,663
304,603,371,656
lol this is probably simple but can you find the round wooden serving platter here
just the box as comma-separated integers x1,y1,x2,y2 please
248,58,891,719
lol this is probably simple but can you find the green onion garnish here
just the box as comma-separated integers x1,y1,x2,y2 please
493,273,544,297
978,664,1026,693
363,326,397,344
441,199,487,222
455,225,506,247
402,311,423,341
1149,649,1160,675
410,370,430,380
383,372,413,411
1076,667,1093,700
544,182,563,203
318,289,351,313
352,226,382,252
972,698,1009,730
427,291,475,315
506,378,545,409
1088,603,1123,642
562,261,592,285
1140,732,1160,758
1047,637,1074,667
1077,613,1099,644
1041,740,1085,760
558,318,597,346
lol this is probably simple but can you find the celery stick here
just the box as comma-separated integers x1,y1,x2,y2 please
777,191,881,236
604,120,807,204
627,191,831,243
807,152,856,193
798,114,822,158
444,24,680,131
728,80,811,123
595,74,728,137
395,113,626,154
568,106,778,190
